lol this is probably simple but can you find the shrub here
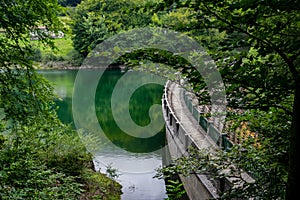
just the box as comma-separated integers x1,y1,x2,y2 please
0,141,83,199
66,49,84,66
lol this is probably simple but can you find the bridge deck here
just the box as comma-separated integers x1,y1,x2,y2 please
163,82,220,199
167,82,216,149
163,81,254,200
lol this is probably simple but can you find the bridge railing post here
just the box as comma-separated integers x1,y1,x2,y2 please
207,122,222,147
172,117,176,132
175,122,180,135
221,133,233,151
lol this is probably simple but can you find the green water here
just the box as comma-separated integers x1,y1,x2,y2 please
42,69,167,200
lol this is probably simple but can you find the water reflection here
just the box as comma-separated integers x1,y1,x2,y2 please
43,69,167,200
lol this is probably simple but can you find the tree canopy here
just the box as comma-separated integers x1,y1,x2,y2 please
152,0,299,199
0,1,121,198
59,0,82,7
71,0,155,56
2,0,296,198
71,0,300,198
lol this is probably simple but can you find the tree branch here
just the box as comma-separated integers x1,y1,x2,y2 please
200,1,300,81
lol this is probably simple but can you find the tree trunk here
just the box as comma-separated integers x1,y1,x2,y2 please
286,82,300,199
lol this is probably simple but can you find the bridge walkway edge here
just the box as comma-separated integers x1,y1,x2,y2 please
162,81,220,199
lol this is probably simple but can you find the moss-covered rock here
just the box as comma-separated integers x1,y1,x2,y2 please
80,168,122,200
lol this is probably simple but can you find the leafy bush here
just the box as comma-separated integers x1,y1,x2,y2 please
66,49,84,66
0,105,120,199
40,131,93,176
28,48,43,62
164,179,186,200
42,52,65,62
59,0,82,7
0,0,121,198
0,136,83,199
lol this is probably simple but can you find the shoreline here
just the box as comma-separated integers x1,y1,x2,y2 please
35,61,126,70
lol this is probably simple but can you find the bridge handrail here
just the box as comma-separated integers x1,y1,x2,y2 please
162,81,222,198
182,90,233,151
181,87,266,180
162,81,256,197
162,81,202,151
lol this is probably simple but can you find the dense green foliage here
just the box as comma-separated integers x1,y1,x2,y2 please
31,36,84,67
153,0,299,199
59,0,82,7
70,0,299,199
71,0,156,56
0,0,121,199
158,109,289,199
1,0,298,198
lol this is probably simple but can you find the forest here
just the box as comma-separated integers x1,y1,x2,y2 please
1,0,299,199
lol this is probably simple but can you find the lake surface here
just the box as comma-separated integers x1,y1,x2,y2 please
42,69,167,200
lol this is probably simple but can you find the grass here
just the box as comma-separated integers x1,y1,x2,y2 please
51,36,73,57
30,16,84,68
32,15,74,60
31,34,84,68
35,35,74,58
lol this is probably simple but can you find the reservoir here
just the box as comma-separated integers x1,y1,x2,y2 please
42,69,167,200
